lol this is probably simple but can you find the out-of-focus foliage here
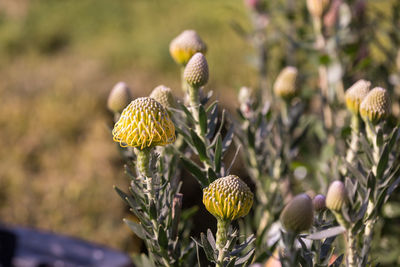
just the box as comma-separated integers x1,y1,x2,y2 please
0,0,252,250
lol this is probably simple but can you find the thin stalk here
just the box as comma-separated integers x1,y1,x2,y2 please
347,228,358,267
135,147,154,203
216,219,229,267
187,84,213,170
346,115,361,165
362,122,381,260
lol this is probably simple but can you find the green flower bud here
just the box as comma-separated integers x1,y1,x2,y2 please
280,193,314,233
360,87,391,125
345,79,370,115
273,66,298,101
313,194,326,212
326,181,348,212
203,175,253,221
149,85,176,109
184,52,209,87
107,82,131,113
169,30,207,66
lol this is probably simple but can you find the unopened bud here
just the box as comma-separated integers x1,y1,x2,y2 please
149,85,176,109
280,193,314,233
326,181,347,212
307,0,329,18
169,30,207,66
184,53,209,88
273,66,298,101
107,82,131,113
313,194,326,211
360,87,391,125
345,79,370,115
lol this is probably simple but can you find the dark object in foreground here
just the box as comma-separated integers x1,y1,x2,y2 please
0,224,132,267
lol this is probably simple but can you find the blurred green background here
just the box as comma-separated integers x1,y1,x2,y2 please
1,0,399,259
0,0,256,251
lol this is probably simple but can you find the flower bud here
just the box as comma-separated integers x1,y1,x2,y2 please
112,97,175,149
345,79,370,115
360,87,391,125
326,181,347,212
313,194,326,212
169,30,207,66
149,85,176,109
280,193,314,233
107,82,131,113
307,0,329,18
184,52,209,87
273,66,298,101
203,175,253,221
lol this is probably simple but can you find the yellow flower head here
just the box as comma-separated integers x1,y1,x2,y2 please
203,175,253,221
273,66,298,101
169,30,207,66
112,97,176,149
359,87,391,125
345,79,370,115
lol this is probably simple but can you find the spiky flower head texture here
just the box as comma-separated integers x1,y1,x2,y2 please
345,79,370,115
184,52,209,88
203,175,253,221
280,193,314,233
149,85,176,109
273,66,298,101
169,30,207,66
313,194,326,211
112,97,175,149
107,82,132,113
326,181,348,212
360,87,391,125
306,0,329,18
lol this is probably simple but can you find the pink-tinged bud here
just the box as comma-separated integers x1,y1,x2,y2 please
313,194,326,211
324,0,342,29
326,181,347,212
107,82,132,113
280,193,314,233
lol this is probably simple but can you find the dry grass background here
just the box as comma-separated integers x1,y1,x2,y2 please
0,0,253,251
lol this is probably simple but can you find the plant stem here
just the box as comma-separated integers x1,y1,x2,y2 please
347,228,358,267
135,147,154,203
216,219,229,267
346,115,360,165
187,84,213,170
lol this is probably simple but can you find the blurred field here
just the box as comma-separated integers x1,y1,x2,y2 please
0,0,257,250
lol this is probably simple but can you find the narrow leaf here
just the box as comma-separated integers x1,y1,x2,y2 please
199,105,207,136
181,157,208,187
124,219,145,239
214,134,223,173
306,226,346,240
190,129,208,161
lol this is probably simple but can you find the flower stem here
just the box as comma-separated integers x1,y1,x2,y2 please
347,228,358,267
346,115,360,165
187,84,213,170
135,147,154,202
216,219,229,267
